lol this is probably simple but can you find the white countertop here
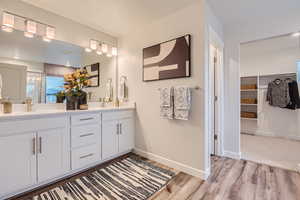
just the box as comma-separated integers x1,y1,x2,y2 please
0,104,135,120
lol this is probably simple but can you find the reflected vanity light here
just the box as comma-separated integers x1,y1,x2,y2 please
42,36,51,42
90,39,98,50
24,31,34,38
101,43,108,53
96,50,103,55
85,48,92,53
1,25,13,32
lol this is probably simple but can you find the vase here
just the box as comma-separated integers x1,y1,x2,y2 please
56,96,65,103
77,91,87,109
66,95,77,110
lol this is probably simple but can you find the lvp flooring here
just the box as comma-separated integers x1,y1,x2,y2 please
12,154,300,200
152,156,300,200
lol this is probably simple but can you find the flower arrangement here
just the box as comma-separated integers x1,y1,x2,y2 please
64,68,90,96
63,68,90,110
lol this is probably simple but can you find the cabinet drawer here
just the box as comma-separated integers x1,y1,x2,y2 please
71,124,100,148
102,110,134,121
71,113,101,126
71,145,100,170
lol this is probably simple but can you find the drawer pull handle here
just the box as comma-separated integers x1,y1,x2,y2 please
80,117,94,121
32,138,36,155
39,137,42,154
80,133,94,138
80,153,94,159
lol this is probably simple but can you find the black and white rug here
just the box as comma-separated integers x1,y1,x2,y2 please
31,155,175,200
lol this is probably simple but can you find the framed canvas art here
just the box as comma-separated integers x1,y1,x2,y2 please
84,62,100,87
143,34,191,82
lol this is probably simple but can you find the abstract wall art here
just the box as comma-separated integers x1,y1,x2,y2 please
143,35,191,81
84,62,100,87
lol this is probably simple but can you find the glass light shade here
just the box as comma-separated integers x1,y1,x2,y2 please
42,36,51,42
96,50,103,55
45,26,55,39
25,20,37,34
101,43,108,53
24,31,34,38
2,12,14,28
85,48,92,53
1,25,13,32
112,47,118,56
90,39,98,50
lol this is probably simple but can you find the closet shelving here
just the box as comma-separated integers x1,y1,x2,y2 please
240,76,259,120
240,72,297,122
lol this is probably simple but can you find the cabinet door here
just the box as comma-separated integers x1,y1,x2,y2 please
0,133,36,197
38,128,69,183
102,120,119,160
119,118,135,153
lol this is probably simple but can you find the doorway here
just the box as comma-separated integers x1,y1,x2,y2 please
208,27,224,157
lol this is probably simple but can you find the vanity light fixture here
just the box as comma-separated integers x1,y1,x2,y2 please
90,39,98,50
24,20,37,38
2,12,14,32
112,47,118,56
101,43,108,53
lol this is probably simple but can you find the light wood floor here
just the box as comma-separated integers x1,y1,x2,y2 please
12,154,300,200
152,156,300,200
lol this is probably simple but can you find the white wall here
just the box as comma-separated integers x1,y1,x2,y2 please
223,10,300,158
118,0,207,178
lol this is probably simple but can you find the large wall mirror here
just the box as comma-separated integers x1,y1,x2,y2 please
0,29,116,104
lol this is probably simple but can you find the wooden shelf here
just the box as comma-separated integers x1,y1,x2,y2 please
241,89,257,92
241,117,258,121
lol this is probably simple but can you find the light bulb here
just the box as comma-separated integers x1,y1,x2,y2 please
43,36,51,42
1,25,13,33
90,39,98,50
101,43,108,53
24,32,34,38
85,48,92,53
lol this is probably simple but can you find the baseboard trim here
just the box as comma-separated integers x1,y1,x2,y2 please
223,150,242,160
133,148,210,180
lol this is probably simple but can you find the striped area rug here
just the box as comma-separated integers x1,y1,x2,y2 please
31,155,175,200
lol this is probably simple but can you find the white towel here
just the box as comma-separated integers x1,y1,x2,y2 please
160,87,174,119
174,86,191,120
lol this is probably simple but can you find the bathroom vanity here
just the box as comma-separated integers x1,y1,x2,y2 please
0,106,135,199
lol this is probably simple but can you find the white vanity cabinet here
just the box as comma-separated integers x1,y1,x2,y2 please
0,107,135,199
0,116,69,197
102,110,135,160
0,132,37,196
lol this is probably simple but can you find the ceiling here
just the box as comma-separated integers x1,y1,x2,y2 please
207,0,300,30
21,0,197,37
241,34,300,55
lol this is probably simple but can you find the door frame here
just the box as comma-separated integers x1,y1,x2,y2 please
207,26,224,158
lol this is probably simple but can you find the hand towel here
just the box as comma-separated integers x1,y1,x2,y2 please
174,86,191,120
160,87,174,119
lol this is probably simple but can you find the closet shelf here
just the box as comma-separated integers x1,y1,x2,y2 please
240,89,257,92
241,117,258,121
